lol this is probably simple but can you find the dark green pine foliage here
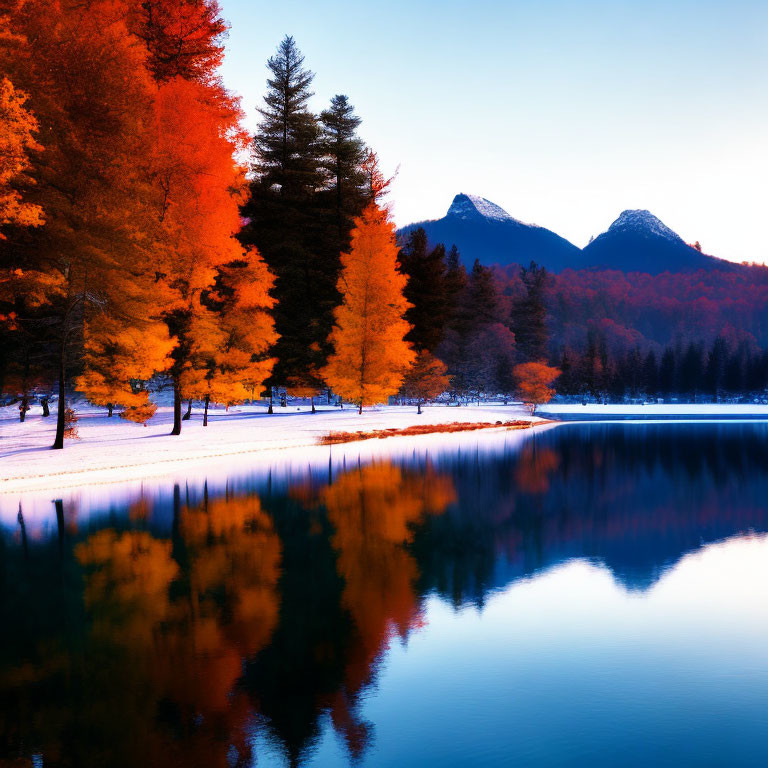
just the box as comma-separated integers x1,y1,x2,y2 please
318,94,368,254
438,259,515,398
398,227,450,352
658,347,676,396
509,262,551,363
642,350,659,398
240,36,330,391
443,245,467,324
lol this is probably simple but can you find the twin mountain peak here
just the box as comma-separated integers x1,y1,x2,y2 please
397,193,729,274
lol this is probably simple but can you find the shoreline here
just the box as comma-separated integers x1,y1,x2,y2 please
0,403,542,495
4,402,768,497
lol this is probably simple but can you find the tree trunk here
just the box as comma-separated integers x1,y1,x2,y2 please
171,381,182,435
107,403,114,417
182,398,192,421
310,396,315,414
41,397,50,417
52,350,66,450
268,390,273,414
203,394,210,427
358,401,363,415
19,396,28,422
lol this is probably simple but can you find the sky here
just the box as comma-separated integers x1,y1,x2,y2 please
219,0,768,264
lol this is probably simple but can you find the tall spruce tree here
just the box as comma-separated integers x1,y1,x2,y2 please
398,227,449,353
240,36,330,393
437,259,515,399
319,94,367,245
509,262,550,363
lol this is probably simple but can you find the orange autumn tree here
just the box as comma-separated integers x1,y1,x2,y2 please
401,350,450,414
76,310,175,422
322,203,415,413
319,460,454,759
2,0,176,448
181,255,277,425
513,362,561,414
144,43,275,436
0,76,43,236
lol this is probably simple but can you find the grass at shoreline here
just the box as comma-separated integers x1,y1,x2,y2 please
319,420,535,445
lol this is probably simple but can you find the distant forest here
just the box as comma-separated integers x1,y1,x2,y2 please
400,226,768,403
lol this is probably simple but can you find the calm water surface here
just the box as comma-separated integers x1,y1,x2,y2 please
3,422,768,767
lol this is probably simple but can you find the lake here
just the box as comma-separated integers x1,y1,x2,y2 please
2,421,768,767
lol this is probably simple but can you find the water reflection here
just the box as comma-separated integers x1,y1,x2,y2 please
2,423,768,767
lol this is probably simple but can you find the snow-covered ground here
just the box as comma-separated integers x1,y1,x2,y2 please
0,400,538,495
540,403,768,418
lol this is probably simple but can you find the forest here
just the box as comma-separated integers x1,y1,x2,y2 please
2,0,767,453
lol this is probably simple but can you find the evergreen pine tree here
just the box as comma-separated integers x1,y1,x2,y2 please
705,336,727,401
658,347,676,398
240,36,330,393
642,350,658,399
399,228,449,352
319,94,367,242
509,262,550,363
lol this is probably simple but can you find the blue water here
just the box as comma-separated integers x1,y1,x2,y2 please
2,422,768,767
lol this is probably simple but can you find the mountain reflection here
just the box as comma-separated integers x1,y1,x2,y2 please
2,423,768,767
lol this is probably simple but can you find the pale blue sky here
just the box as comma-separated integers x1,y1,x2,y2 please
220,0,768,264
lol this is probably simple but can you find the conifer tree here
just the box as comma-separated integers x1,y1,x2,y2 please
240,36,330,394
510,262,550,363
322,204,415,412
399,227,449,352
436,259,515,399
642,349,659,399
658,347,676,397
319,94,367,237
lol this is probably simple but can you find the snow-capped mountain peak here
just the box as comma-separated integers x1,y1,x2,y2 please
446,193,520,224
606,209,685,243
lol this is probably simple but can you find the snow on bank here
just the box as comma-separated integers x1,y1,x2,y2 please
0,401,539,496
540,403,768,419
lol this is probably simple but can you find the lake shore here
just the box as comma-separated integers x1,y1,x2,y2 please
5,401,768,495
539,403,768,420
0,402,541,494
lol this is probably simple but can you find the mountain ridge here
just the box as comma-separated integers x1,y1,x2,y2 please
397,194,737,274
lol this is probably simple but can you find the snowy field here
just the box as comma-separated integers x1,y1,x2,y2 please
0,400,538,495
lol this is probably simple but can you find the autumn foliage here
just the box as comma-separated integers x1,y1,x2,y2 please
0,76,43,237
322,203,415,412
1,0,276,443
514,362,561,414
401,350,450,412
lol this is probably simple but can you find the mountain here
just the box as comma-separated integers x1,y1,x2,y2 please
581,209,731,274
398,196,738,274
397,193,581,271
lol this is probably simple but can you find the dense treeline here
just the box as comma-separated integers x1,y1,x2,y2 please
1,0,277,445
497,264,768,401
1,3,556,450
556,334,768,402
399,225,768,404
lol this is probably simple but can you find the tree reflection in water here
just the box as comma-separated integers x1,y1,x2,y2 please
2,423,768,766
